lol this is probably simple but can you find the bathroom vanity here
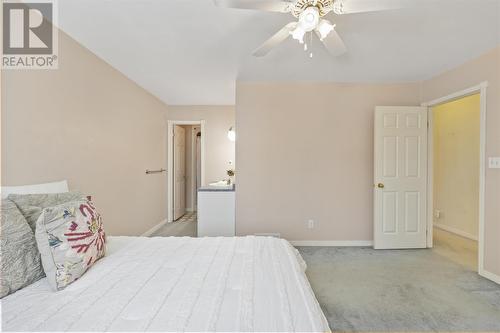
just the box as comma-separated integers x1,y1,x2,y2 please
197,184,235,237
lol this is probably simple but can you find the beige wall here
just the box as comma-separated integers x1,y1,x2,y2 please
235,82,420,241
1,30,168,236
433,94,480,239
167,106,235,185
421,46,500,277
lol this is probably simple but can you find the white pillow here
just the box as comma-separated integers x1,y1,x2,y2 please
1,180,69,199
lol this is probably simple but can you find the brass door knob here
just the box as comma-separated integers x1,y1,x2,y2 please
377,183,385,189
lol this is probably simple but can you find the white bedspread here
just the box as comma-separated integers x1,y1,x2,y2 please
1,236,330,332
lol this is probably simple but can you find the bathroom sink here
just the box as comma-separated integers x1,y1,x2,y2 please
209,181,230,186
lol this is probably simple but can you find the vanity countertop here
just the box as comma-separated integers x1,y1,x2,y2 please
198,184,235,192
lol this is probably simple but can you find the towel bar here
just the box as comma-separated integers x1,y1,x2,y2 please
145,169,166,174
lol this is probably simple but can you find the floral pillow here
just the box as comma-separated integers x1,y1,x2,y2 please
35,199,106,291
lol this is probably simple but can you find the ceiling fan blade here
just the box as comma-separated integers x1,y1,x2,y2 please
315,28,347,57
253,22,297,57
214,0,293,13
333,0,410,14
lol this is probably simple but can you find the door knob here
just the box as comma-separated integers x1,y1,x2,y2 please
377,183,385,189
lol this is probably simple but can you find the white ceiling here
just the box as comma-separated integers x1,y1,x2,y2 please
58,0,500,105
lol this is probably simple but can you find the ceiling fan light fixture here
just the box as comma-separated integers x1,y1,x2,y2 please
317,20,335,40
217,0,410,58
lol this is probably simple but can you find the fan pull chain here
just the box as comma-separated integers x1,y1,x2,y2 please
309,31,313,58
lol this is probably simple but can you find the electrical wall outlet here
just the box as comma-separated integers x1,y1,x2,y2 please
488,157,500,169
434,210,441,219
307,220,315,229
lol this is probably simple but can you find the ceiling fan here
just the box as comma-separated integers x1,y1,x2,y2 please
214,0,405,57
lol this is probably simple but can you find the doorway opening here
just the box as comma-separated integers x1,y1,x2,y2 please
423,82,488,277
167,120,205,231
430,94,480,271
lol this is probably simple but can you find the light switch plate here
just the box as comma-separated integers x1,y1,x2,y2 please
488,157,500,169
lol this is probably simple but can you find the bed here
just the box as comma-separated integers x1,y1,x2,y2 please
1,235,330,332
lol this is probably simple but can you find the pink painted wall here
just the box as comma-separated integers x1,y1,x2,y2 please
235,82,420,241
2,31,168,236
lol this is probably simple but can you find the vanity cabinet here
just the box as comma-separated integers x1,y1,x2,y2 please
197,185,235,237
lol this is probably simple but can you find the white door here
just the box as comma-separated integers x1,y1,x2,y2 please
374,106,428,249
173,125,186,220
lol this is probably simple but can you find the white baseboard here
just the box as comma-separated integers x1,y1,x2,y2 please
255,233,281,238
434,223,478,241
141,219,167,237
290,240,373,247
479,268,500,285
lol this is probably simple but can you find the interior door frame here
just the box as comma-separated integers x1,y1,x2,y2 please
422,81,488,274
190,126,201,212
167,120,205,223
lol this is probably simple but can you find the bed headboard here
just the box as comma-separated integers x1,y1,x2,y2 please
1,180,69,199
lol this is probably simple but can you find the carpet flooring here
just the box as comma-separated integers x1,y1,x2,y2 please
432,227,478,271
298,230,500,332
152,212,197,237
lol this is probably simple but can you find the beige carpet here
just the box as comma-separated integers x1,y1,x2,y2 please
433,227,478,271
151,212,197,237
298,229,499,332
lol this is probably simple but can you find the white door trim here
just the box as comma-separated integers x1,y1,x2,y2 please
189,127,198,212
422,81,488,276
167,120,205,223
